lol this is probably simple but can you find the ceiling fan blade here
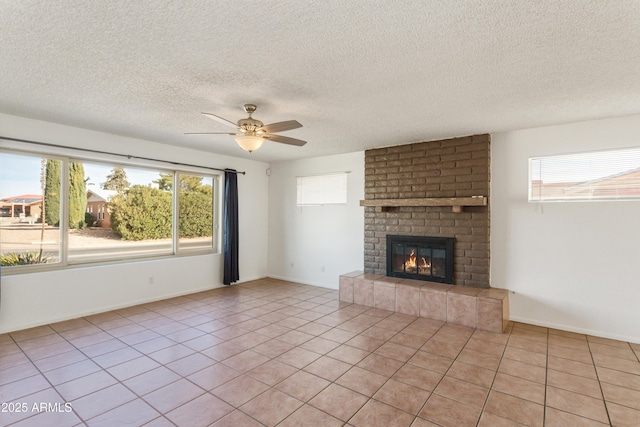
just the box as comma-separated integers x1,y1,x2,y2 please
261,120,302,133
185,132,237,135
266,134,307,146
201,112,238,129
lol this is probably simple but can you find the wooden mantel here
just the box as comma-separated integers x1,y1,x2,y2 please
359,196,487,213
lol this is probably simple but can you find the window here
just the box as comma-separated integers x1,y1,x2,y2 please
297,173,348,206
529,147,640,202
67,161,175,264
0,153,62,266
177,173,214,252
0,150,218,271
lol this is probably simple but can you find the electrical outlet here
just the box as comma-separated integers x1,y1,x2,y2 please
148,276,155,285
320,266,325,273
290,262,294,269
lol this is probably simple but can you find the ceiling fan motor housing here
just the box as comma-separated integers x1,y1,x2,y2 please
238,104,263,134
237,118,264,134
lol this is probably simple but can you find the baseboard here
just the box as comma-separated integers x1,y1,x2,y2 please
509,315,640,344
234,274,268,284
266,274,337,290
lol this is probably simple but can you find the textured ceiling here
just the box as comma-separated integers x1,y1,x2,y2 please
2,1,640,163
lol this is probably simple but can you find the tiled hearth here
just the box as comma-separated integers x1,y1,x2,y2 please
1,279,639,426
339,272,509,333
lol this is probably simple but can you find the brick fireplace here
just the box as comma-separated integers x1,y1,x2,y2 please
363,134,490,288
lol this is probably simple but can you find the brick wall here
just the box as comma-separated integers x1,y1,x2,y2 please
363,134,490,288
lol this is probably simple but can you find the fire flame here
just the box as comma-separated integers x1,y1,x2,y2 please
404,249,430,271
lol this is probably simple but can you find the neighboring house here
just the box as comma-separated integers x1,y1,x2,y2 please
531,167,640,201
0,194,42,219
564,167,640,199
86,188,117,227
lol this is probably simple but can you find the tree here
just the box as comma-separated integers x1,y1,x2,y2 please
154,173,173,191
179,175,205,192
44,159,61,226
68,162,87,229
43,160,87,228
154,173,209,193
102,167,130,191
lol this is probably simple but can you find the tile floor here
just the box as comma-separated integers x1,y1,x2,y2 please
1,278,639,426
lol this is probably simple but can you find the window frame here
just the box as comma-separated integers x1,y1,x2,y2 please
0,148,220,275
175,172,217,253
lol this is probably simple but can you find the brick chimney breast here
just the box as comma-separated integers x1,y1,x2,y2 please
363,134,490,288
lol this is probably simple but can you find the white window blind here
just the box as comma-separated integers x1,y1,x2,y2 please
297,173,348,206
529,147,640,202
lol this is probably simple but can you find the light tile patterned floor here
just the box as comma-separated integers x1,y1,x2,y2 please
1,278,639,426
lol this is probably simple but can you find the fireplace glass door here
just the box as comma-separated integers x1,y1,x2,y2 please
387,235,454,284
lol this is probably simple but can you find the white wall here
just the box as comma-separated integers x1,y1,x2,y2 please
0,113,269,333
268,152,364,288
491,114,640,343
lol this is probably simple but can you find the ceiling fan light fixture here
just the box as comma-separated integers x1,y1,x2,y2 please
235,134,264,153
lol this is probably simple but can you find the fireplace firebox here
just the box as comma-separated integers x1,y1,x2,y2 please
386,235,454,284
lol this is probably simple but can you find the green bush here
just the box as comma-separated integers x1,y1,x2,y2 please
1,251,51,266
85,212,94,227
109,185,172,240
179,191,213,238
108,183,213,241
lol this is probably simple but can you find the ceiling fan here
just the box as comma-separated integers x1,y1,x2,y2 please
186,104,307,153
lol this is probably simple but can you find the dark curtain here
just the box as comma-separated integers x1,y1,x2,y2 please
223,169,239,285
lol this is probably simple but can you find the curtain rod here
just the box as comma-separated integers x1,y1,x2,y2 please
0,136,246,175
